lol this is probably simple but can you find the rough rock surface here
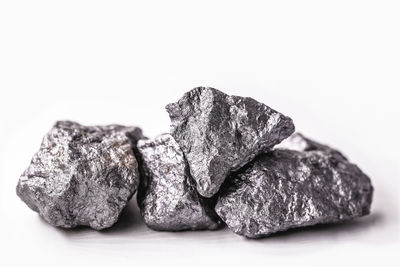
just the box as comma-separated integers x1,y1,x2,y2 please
276,132,346,157
136,134,220,231
166,87,295,197
215,133,373,238
16,121,143,230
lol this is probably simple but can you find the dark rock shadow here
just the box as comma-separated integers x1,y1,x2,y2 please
245,211,388,243
100,197,145,235
41,203,393,245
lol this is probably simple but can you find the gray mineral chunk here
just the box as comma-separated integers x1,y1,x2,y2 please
276,132,346,158
16,120,143,230
136,134,221,231
215,134,373,238
166,87,295,197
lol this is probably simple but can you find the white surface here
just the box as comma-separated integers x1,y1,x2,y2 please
0,1,399,266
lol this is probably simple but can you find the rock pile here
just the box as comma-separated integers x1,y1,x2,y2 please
17,87,373,238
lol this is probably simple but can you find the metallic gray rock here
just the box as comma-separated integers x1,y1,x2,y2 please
166,87,295,197
136,134,220,231
215,134,373,238
276,132,346,158
16,121,143,230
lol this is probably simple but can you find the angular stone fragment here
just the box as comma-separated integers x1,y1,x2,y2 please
16,120,143,230
166,87,295,197
215,133,373,238
276,132,346,158
136,134,220,231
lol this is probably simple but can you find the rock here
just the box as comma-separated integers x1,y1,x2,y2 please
166,87,295,197
136,134,221,231
215,134,373,238
276,132,346,158
16,120,143,230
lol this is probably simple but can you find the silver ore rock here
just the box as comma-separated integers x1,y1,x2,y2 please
136,134,221,231
16,121,143,230
215,133,373,238
276,132,346,157
166,87,295,197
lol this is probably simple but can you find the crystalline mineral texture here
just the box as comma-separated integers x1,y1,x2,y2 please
136,134,221,231
16,121,143,230
276,132,346,157
215,133,373,238
166,87,295,197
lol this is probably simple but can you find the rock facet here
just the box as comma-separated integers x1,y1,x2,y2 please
276,132,346,158
166,87,295,197
136,134,220,231
16,121,143,230
215,133,373,238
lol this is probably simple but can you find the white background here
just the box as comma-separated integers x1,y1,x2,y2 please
0,0,399,266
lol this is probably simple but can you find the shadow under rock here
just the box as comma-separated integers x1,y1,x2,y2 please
43,199,392,244
101,197,145,235
248,211,386,243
